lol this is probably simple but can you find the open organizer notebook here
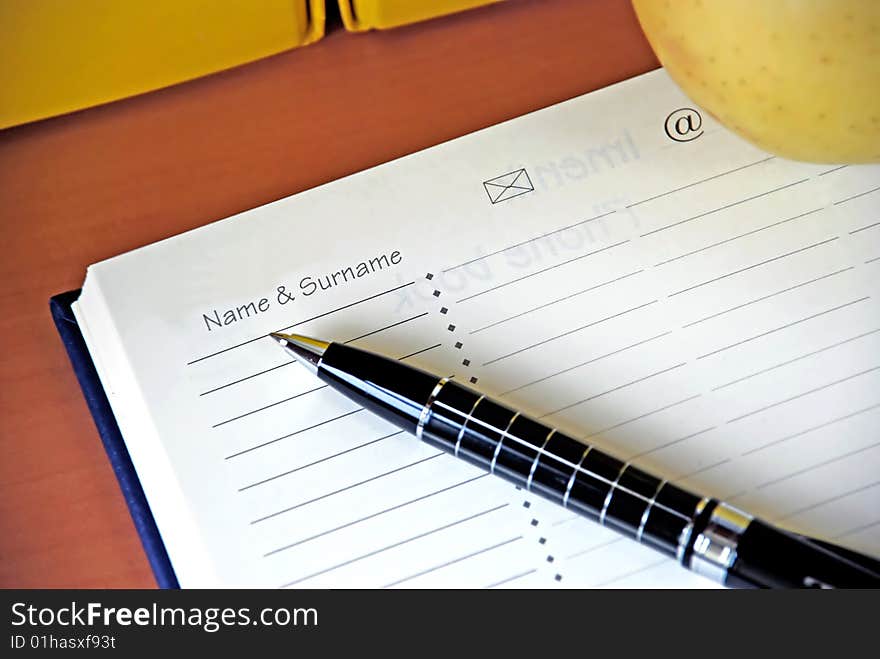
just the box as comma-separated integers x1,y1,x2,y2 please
56,69,880,588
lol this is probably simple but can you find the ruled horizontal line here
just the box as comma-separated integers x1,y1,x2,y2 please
777,479,880,521
226,407,364,460
541,362,687,418
264,474,488,557
581,394,702,441
213,384,328,428
483,300,657,366
626,156,774,208
384,536,523,588
441,210,616,273
253,453,444,524
674,458,731,482
470,269,644,335
713,327,880,390
742,401,880,457
486,568,537,589
640,177,810,238
833,185,880,205
668,236,839,297
817,165,847,176
682,267,853,328
238,430,405,491
654,207,824,267
756,441,880,490
629,426,716,460
343,312,428,344
279,503,508,587
399,343,441,360
186,281,415,365
698,297,869,360
850,220,880,235
458,240,630,304
729,365,880,424
834,518,880,539
566,537,623,561
199,360,294,396
591,558,668,587
209,317,431,424
499,330,672,396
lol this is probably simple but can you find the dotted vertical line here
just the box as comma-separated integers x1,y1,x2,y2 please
425,271,479,384
518,491,563,585
428,271,562,584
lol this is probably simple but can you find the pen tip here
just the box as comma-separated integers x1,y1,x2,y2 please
268,333,330,374
269,331,289,345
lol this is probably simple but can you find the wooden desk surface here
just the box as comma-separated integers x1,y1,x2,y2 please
0,0,657,587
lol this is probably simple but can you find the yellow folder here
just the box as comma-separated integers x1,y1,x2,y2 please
0,0,324,129
338,0,501,31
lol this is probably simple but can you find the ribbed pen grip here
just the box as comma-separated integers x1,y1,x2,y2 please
420,380,704,559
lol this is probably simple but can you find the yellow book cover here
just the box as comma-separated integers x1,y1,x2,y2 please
0,0,325,129
338,0,501,31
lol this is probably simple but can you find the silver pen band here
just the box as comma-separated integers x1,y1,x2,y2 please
687,501,754,584
415,377,448,440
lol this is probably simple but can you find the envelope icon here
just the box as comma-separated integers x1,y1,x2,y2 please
483,168,534,204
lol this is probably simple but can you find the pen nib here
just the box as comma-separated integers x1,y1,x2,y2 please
268,332,330,375
269,332,289,346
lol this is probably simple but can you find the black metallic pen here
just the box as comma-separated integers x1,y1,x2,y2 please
270,332,880,588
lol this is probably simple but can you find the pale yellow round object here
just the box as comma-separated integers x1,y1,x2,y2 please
632,0,880,163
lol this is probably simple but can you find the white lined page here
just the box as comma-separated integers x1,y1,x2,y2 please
74,70,880,588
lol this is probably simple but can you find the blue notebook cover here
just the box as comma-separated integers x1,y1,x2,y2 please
50,290,180,589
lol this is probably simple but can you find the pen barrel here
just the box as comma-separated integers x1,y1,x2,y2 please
419,380,705,561
316,345,880,587
725,521,880,588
